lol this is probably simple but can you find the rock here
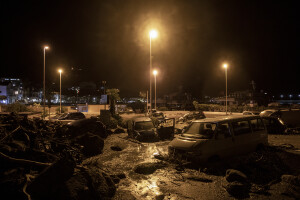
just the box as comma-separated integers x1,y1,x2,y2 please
75,133,104,157
45,166,117,200
27,155,76,199
134,162,165,175
224,181,250,199
111,145,123,151
226,169,248,183
114,128,125,134
68,118,108,139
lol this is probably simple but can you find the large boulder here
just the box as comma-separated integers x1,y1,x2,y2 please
75,133,104,157
68,118,108,139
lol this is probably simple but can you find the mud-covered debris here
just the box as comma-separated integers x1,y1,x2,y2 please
114,128,125,134
226,169,248,183
280,174,300,199
113,189,137,200
0,113,116,199
75,132,104,157
134,162,166,175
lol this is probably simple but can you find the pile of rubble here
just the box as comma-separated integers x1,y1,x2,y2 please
0,113,117,200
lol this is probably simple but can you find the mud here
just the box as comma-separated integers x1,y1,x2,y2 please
90,132,300,200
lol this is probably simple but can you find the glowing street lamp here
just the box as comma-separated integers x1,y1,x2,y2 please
153,70,158,110
58,69,63,114
43,46,49,119
223,63,228,115
149,29,158,116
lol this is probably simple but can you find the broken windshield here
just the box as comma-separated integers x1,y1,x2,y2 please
183,122,216,139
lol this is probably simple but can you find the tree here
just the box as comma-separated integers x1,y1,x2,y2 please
106,88,120,115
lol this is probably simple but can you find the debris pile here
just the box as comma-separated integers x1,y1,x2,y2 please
0,113,116,199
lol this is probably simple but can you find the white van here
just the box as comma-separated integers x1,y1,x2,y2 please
168,115,268,162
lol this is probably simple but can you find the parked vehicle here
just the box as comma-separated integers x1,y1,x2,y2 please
261,116,286,134
260,109,300,133
243,111,260,115
168,115,268,162
58,112,86,120
179,111,206,122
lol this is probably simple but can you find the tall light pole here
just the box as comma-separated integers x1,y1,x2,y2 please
43,46,49,119
149,29,157,116
58,69,63,114
153,70,158,110
223,63,228,115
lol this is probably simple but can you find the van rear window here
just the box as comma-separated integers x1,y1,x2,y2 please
250,119,265,131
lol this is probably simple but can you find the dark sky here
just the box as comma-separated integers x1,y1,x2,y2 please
1,0,299,98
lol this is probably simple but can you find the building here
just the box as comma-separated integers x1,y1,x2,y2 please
0,78,23,104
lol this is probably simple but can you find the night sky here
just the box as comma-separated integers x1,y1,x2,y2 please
1,0,299,98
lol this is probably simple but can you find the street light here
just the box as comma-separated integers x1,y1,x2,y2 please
153,70,158,110
223,63,228,115
149,29,158,116
58,69,63,114
43,46,49,119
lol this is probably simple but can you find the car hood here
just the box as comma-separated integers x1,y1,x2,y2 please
169,136,208,150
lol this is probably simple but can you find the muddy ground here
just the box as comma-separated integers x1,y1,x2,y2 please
82,132,300,200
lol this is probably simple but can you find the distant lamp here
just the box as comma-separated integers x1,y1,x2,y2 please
149,30,158,38
223,63,228,69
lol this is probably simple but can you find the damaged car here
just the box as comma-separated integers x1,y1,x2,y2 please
179,111,206,122
127,117,158,142
168,115,268,162
127,117,175,142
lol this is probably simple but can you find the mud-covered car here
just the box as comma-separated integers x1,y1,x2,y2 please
243,111,260,115
127,117,175,142
169,115,268,162
261,116,286,134
179,111,206,122
127,117,158,142
58,112,86,120
152,111,166,123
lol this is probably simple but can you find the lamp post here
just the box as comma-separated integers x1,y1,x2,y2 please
149,29,157,116
223,63,228,115
43,46,49,119
58,69,63,114
153,70,158,110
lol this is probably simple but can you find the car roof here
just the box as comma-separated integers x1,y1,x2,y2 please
133,117,152,122
193,115,261,123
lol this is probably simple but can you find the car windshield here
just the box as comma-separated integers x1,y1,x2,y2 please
135,121,154,130
58,113,68,119
183,122,217,139
153,113,164,118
